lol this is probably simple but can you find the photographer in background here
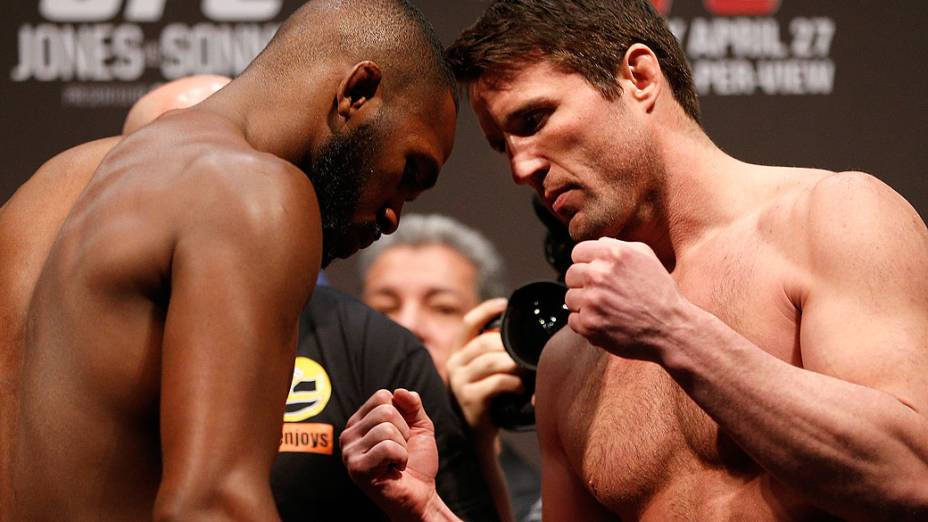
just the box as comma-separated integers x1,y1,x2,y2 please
359,214,541,522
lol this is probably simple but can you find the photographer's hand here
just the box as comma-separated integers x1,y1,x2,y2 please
446,298,520,522
447,299,524,437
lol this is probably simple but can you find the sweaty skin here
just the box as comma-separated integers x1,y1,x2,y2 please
5,107,322,521
0,50,456,520
0,77,228,514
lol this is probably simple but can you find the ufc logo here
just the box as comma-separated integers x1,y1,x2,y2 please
39,0,283,22
704,0,781,16
650,0,781,16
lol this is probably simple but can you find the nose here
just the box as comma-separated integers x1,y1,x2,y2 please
508,139,548,191
395,304,427,343
378,203,403,235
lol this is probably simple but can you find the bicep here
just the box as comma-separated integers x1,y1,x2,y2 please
799,173,928,413
159,186,320,495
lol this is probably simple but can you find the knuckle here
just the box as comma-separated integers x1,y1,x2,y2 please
345,452,360,469
371,422,397,440
580,313,601,331
372,403,393,417
339,429,355,446
372,389,392,402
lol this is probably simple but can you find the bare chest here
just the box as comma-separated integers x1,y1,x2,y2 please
559,236,803,517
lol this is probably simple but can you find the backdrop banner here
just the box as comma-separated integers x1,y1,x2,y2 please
2,0,926,290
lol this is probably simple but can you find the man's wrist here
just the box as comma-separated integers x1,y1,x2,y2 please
420,492,461,522
389,490,459,522
651,299,715,371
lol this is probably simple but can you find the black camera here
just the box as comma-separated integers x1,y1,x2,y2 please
485,195,575,431
487,281,569,430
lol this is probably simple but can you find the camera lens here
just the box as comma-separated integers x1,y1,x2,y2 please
500,281,569,370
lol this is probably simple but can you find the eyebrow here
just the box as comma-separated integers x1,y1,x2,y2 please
424,288,467,300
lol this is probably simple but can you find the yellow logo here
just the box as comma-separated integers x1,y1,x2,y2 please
284,356,332,422
279,423,334,454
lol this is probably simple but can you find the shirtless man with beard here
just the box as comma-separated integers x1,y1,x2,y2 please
0,0,456,519
342,1,928,520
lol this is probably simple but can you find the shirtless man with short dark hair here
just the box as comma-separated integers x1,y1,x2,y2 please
343,1,928,519
0,1,457,519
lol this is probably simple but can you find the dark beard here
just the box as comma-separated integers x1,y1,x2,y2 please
306,121,382,267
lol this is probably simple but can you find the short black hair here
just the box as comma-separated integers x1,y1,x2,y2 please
258,0,457,109
446,0,698,122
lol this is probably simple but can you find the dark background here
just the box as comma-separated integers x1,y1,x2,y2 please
3,0,927,294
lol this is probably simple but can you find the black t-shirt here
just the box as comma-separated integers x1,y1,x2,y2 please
271,286,499,522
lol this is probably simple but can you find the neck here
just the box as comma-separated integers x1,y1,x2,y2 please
631,120,759,269
196,65,334,167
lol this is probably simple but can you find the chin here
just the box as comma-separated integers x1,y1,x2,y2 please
569,214,620,242
567,215,597,241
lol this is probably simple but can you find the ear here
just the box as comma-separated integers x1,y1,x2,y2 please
334,61,384,124
618,44,661,113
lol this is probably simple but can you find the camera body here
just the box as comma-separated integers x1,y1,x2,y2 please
486,281,569,431
484,195,574,430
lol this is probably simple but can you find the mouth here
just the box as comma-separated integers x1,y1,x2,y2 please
360,229,382,250
543,185,576,219
330,224,383,261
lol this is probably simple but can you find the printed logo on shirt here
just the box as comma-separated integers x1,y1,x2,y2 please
279,422,333,454
283,356,332,422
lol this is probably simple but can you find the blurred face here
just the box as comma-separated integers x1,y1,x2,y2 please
362,244,481,382
311,91,457,266
469,61,660,242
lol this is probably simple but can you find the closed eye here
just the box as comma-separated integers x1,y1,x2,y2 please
402,156,439,198
512,108,550,136
483,107,551,155
505,101,554,137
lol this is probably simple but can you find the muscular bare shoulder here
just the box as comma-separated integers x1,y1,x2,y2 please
169,148,324,300
792,170,928,412
807,171,926,249
785,170,928,283
750,169,922,293
177,149,321,250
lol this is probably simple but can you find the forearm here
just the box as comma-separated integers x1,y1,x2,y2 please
472,432,515,522
657,306,928,519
